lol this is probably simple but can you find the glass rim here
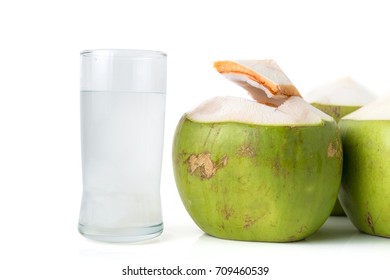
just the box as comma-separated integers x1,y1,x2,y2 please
80,49,166,58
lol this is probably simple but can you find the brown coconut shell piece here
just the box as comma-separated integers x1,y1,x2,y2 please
214,60,301,107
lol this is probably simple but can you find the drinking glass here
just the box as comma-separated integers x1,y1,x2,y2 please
78,49,167,242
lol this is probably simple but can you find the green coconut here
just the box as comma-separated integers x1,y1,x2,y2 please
307,77,375,215
172,60,343,242
339,96,390,237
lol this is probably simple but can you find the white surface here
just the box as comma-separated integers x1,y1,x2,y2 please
77,217,390,279
1,0,390,279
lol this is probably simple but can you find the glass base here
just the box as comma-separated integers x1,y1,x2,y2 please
78,223,163,243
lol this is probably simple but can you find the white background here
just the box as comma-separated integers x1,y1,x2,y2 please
1,0,390,279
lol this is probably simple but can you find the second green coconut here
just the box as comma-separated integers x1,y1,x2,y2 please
307,77,375,215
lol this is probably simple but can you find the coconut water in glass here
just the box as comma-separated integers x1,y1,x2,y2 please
79,49,167,242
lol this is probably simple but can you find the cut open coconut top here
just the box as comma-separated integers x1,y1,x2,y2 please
306,77,375,106
214,60,301,107
190,59,332,125
187,96,333,125
342,95,390,120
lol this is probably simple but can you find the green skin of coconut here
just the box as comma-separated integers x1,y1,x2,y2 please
339,120,390,238
172,116,343,242
311,103,361,216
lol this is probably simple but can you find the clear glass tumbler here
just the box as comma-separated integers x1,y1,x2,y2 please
78,49,167,242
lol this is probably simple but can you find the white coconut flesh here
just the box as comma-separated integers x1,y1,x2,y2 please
305,77,376,106
187,96,333,125
342,95,390,120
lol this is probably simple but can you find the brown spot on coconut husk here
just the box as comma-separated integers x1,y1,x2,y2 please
237,144,255,158
187,152,228,179
327,142,337,158
243,215,259,229
366,212,375,234
220,205,235,220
